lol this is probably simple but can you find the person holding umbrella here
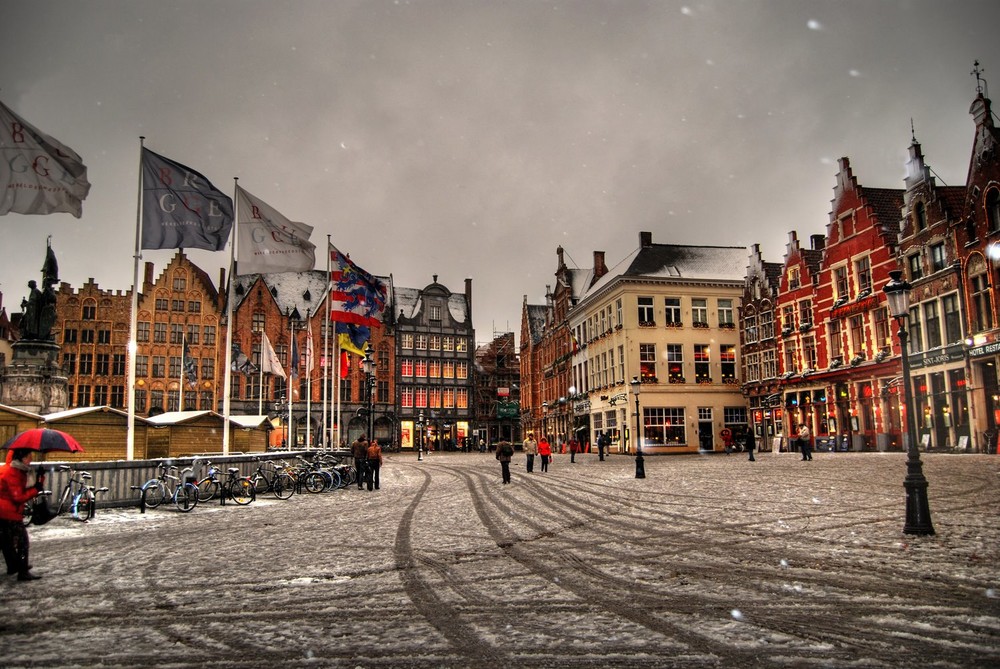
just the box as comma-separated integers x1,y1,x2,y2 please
0,448,45,581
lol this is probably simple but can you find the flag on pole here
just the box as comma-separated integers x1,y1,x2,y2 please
305,326,315,374
183,338,198,387
290,335,300,379
141,148,233,251
0,98,91,218
337,323,369,357
236,186,315,274
260,332,286,378
329,243,387,328
231,342,257,374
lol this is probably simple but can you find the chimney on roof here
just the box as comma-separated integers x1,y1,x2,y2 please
640,231,652,248
593,251,607,283
143,261,154,292
465,277,473,325
557,246,564,268
810,234,826,251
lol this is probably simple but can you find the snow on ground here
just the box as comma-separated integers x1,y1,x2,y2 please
1,450,998,668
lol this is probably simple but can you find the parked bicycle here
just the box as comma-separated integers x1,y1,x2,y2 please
133,463,198,512
211,462,256,506
249,457,295,499
55,465,110,521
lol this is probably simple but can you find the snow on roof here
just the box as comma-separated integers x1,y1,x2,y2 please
145,410,219,426
233,270,393,320
0,404,42,420
394,283,469,323
228,415,271,429
42,406,131,422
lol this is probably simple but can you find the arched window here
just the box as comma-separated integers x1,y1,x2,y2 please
987,188,1000,233
967,254,994,333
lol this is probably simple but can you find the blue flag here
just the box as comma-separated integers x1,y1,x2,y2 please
141,148,233,251
290,335,299,379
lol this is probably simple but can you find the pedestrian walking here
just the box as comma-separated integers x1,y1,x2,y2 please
523,433,538,472
569,438,579,463
744,428,756,462
366,439,383,491
496,441,514,484
0,448,44,581
351,435,369,490
597,431,609,461
721,428,734,454
538,436,552,472
798,424,813,461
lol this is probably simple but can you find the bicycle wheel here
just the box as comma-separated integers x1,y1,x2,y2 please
230,478,256,505
56,484,74,516
303,472,326,494
324,469,341,491
22,497,37,526
272,472,295,499
142,481,167,509
71,489,93,521
197,479,220,502
173,483,198,512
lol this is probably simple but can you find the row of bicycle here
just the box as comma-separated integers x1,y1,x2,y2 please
135,453,359,512
24,453,359,524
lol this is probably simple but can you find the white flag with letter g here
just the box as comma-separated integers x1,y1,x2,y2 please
237,186,315,275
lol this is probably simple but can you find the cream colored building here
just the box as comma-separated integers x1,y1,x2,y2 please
569,232,748,454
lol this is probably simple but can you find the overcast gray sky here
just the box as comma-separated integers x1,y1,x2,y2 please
2,1,999,345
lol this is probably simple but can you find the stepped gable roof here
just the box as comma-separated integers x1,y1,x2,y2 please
525,303,548,345
863,187,905,236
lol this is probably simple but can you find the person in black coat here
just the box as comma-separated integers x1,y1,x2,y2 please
744,428,756,462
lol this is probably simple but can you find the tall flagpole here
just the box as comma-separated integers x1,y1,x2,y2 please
221,177,238,455
179,332,185,410
258,350,264,416
322,235,331,449
288,313,294,448
126,137,145,461
306,309,312,449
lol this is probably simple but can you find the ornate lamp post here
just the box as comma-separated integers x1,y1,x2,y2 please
362,343,376,442
417,409,424,461
631,376,645,479
882,270,934,535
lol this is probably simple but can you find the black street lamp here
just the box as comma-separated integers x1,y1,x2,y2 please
631,376,645,479
362,343,376,443
417,409,424,461
883,270,934,535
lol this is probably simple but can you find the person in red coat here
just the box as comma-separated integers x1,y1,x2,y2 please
0,448,44,581
537,436,553,472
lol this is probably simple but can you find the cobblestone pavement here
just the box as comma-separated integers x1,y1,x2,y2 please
2,451,999,668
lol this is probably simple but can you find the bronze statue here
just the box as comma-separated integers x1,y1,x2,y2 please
19,241,60,341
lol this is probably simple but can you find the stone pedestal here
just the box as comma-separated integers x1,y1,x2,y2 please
0,340,68,415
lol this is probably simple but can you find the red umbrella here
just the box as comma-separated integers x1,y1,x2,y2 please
2,428,84,453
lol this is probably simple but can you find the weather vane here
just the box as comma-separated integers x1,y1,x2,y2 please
972,60,987,96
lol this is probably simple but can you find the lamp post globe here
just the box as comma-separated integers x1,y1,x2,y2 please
631,376,646,479
882,270,934,535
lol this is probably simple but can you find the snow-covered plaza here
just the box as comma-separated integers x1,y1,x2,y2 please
3,450,999,668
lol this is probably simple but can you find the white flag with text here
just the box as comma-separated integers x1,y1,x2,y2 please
236,186,315,275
